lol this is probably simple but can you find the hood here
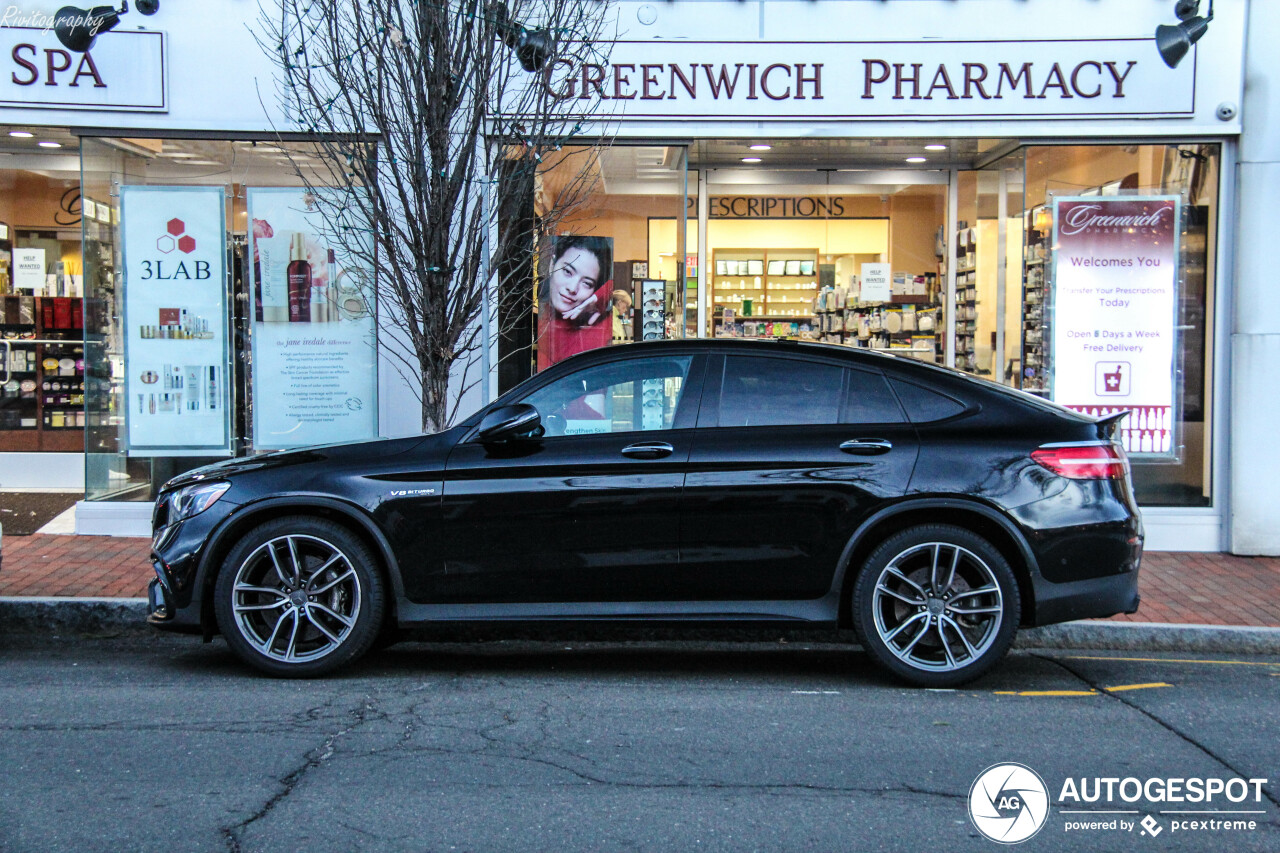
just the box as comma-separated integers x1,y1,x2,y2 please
158,430,460,493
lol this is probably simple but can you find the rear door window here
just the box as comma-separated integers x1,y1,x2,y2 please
720,356,843,427
845,368,907,424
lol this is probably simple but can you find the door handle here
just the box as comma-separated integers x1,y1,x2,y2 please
621,441,674,459
840,438,893,456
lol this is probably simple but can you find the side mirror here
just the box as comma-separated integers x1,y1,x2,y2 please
476,403,542,443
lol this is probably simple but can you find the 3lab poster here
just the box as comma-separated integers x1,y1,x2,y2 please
121,186,230,456
1050,195,1181,457
247,188,378,450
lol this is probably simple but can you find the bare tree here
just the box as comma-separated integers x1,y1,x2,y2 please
256,0,615,432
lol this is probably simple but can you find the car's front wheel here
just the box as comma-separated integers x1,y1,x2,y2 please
852,524,1020,687
213,516,385,677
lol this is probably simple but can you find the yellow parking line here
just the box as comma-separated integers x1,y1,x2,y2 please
1103,682,1172,692
1061,655,1280,667
994,689,1099,696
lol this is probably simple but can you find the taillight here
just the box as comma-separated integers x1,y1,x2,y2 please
1031,443,1129,480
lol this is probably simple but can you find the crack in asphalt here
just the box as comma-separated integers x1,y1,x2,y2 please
261,686,970,804
221,694,383,853
1031,652,1280,812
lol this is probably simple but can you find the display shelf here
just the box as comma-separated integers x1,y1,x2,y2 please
0,294,84,448
951,227,980,373
811,272,940,363
711,248,820,322
1020,207,1050,392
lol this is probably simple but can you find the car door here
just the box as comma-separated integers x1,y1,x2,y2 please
678,352,919,601
427,352,706,605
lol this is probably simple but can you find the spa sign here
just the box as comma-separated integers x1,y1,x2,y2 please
0,26,166,111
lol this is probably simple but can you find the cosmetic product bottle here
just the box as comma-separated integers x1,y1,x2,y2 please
288,233,311,322
310,279,329,323
149,394,156,414
258,234,291,322
325,249,339,322
253,246,264,322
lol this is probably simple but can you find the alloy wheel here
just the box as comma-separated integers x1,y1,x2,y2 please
870,541,1004,672
229,534,362,663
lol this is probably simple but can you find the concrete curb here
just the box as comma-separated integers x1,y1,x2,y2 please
2,597,1278,654
0,597,150,636
1015,621,1280,655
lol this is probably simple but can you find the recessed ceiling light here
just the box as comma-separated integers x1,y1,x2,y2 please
38,141,62,148
924,144,948,151
749,144,772,151
905,156,927,163
9,131,33,138
741,157,762,163
160,152,197,158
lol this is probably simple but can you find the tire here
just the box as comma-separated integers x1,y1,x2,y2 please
852,524,1020,688
213,516,386,677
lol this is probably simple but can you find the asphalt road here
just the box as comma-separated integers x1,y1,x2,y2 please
1,634,1277,853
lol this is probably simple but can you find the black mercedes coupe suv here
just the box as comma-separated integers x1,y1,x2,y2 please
148,339,1142,686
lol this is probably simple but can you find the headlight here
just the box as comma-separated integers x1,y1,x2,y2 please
169,481,231,523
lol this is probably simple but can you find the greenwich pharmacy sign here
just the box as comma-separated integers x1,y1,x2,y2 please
533,38,1194,120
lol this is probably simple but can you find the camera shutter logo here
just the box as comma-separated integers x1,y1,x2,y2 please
968,763,1050,844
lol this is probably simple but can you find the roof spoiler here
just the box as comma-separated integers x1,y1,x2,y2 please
1095,410,1128,441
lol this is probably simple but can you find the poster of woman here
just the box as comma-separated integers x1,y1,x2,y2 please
537,235,613,369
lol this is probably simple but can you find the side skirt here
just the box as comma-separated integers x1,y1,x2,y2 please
396,594,841,626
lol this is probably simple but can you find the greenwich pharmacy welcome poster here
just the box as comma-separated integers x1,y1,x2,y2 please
1050,195,1181,457
121,186,231,456
247,188,378,450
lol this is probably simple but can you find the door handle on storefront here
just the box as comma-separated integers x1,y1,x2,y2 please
839,438,892,455
621,441,674,459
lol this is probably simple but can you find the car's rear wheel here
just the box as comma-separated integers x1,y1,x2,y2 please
853,524,1020,687
214,516,385,677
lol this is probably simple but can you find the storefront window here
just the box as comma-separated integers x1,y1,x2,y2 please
1019,143,1220,508
690,140,949,364
81,137,378,501
508,144,688,384
0,129,88,456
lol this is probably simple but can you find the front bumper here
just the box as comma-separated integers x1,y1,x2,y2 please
147,499,238,631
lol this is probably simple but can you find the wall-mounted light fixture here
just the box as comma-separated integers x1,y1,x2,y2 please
487,1,555,72
53,0,159,53
1155,0,1212,69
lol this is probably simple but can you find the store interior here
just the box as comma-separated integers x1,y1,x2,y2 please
544,138,1220,506
0,131,325,499
0,130,1222,510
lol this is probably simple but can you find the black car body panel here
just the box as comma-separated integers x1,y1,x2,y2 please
148,339,1141,651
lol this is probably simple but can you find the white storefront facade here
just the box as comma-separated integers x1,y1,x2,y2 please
0,0,1273,554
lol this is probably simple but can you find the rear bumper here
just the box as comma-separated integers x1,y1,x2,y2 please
1029,565,1141,626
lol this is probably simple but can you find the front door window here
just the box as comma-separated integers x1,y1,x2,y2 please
519,355,692,437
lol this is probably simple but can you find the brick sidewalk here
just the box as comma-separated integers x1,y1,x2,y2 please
1,533,1278,627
